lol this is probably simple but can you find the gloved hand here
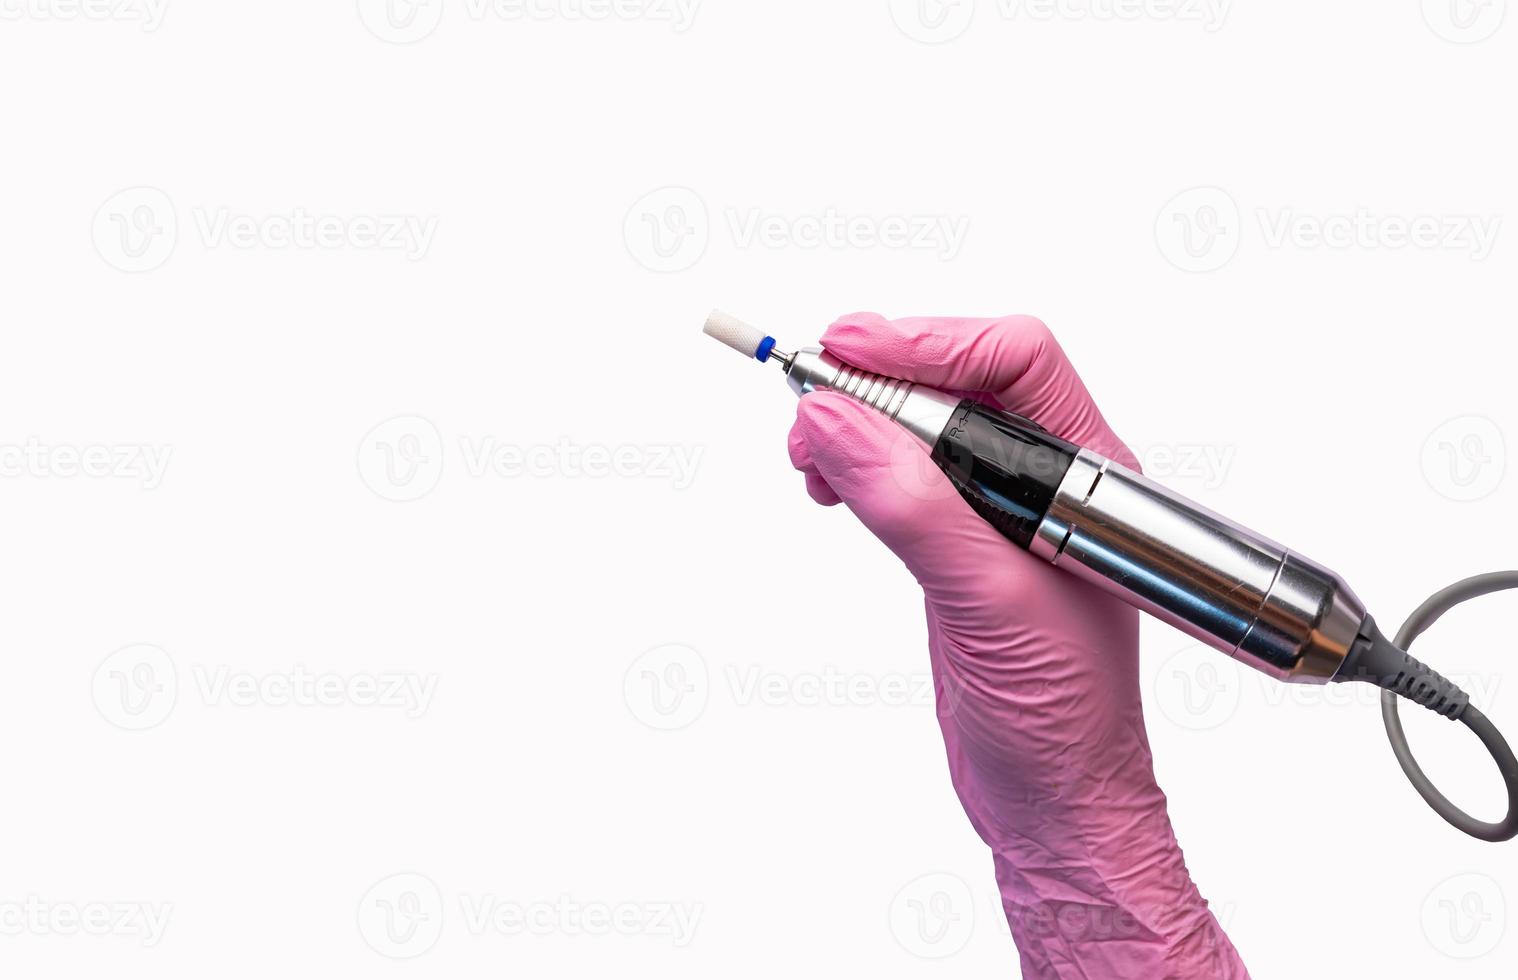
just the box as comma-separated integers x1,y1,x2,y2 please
788,312,1249,980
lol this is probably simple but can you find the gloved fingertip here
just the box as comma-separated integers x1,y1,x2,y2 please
786,417,813,472
789,405,842,505
794,390,893,472
825,310,891,332
804,472,842,506
820,311,892,351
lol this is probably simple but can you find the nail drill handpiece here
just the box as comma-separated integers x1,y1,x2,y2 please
703,309,1518,842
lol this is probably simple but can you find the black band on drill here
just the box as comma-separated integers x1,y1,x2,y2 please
930,400,1078,549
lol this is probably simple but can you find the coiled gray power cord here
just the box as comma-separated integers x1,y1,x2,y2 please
1379,572,1518,842
1335,572,1518,842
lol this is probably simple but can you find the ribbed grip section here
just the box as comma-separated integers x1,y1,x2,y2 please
1338,622,1471,720
824,363,916,420
1383,650,1470,719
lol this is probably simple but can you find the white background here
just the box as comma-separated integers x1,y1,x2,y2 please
1,1,1514,976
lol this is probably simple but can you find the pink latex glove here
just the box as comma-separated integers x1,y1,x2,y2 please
789,313,1249,980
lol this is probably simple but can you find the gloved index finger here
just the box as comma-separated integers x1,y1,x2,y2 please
820,312,1054,406
819,311,1139,469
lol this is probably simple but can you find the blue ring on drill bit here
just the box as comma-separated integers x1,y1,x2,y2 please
755,337,776,362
